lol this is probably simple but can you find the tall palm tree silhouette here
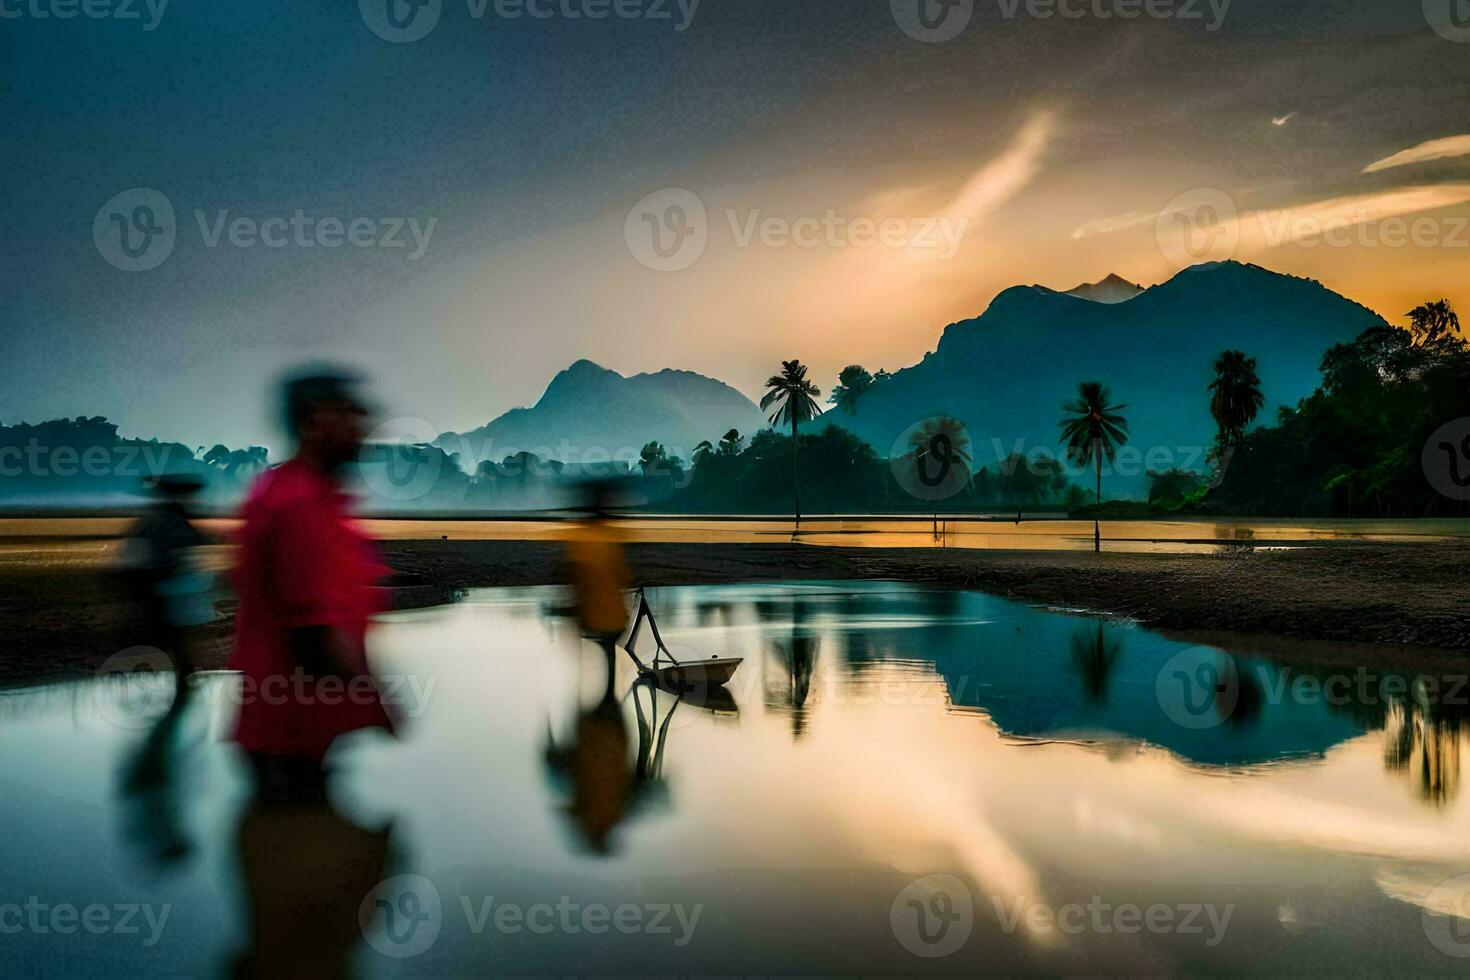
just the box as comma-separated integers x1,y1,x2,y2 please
761,359,823,525
1059,381,1129,553
1208,350,1265,448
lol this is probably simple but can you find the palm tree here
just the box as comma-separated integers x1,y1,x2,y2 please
1208,350,1265,448
1059,382,1129,553
716,429,744,456
828,365,874,416
761,360,823,525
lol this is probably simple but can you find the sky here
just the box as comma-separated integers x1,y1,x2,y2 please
3,0,1469,452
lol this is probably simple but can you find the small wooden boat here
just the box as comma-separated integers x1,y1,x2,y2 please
647,657,744,693
621,588,743,691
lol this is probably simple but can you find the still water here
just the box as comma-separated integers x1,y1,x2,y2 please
1,582,1468,975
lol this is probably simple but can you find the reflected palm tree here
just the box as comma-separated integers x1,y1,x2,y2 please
1222,661,1264,728
1382,699,1464,806
765,597,819,739
1068,621,1122,706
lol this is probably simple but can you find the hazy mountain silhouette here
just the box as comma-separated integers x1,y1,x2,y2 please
1063,273,1144,304
437,360,768,468
832,262,1387,496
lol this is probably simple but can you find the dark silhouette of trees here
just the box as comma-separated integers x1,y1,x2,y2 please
828,365,874,416
1210,321,1470,516
1407,299,1461,346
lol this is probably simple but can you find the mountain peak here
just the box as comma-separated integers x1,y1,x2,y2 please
562,358,617,377
1064,273,1144,304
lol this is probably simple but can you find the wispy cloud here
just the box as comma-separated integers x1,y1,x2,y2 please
1236,185,1470,246
939,110,1057,229
1071,209,1160,241
1363,135,1470,174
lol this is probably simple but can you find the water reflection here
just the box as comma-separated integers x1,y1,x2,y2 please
761,596,819,739
1383,700,1465,806
5,582,1470,975
1068,622,1122,706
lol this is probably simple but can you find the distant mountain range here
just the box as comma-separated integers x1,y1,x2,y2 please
432,262,1387,497
436,359,768,468
829,261,1387,496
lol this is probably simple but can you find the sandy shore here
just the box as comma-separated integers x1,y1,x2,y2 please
3,536,1466,687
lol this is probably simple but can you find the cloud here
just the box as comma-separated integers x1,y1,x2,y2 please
1071,209,1161,241
1363,135,1470,174
1236,185,1470,247
939,111,1057,230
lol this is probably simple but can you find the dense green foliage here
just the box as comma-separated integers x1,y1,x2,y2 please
1208,324,1470,516
663,424,1086,514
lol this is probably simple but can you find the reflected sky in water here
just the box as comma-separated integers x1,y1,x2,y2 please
1,581,1468,975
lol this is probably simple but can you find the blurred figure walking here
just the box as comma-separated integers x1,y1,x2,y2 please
229,368,394,801
565,478,632,675
119,472,212,707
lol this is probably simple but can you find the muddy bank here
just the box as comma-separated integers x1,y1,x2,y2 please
379,538,1470,653
2,537,1466,687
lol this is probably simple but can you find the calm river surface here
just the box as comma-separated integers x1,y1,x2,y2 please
1,582,1468,974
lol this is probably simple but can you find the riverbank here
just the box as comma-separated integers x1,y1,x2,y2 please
380,538,1470,655
2,536,1466,687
